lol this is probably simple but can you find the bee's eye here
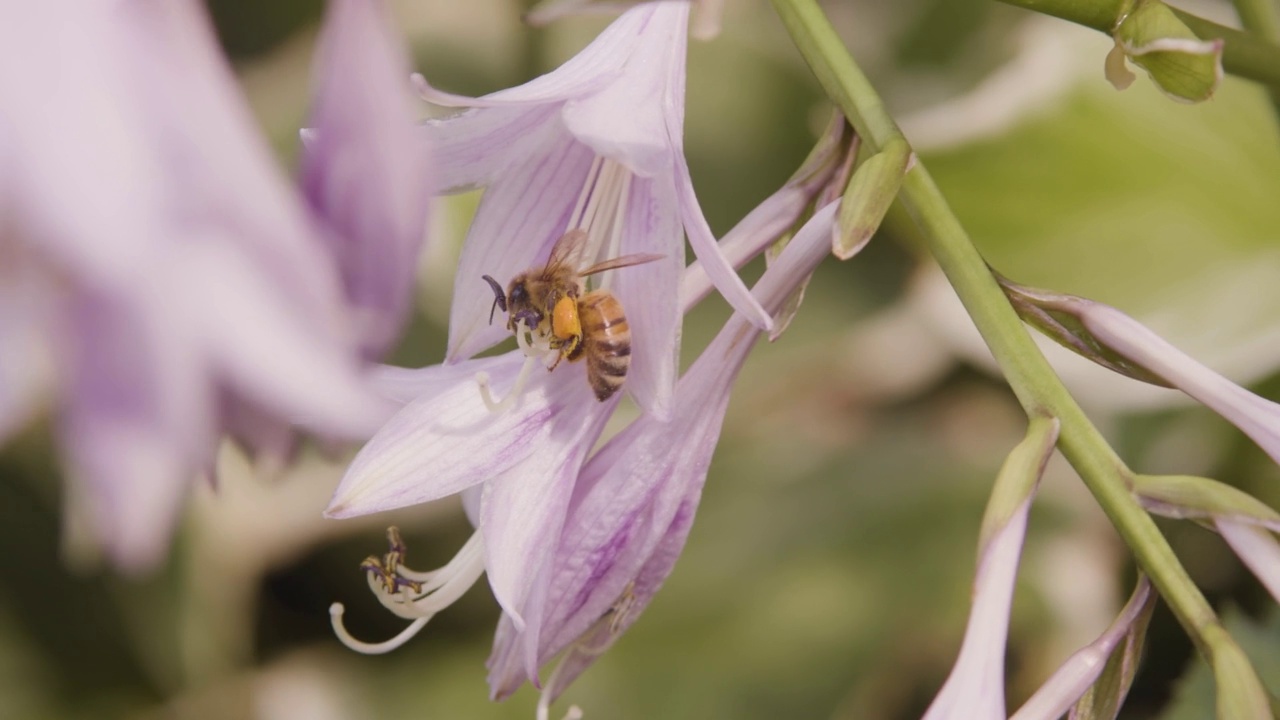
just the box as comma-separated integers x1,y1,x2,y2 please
509,285,528,304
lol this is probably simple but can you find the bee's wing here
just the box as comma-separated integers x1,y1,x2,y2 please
580,253,665,277
545,229,590,275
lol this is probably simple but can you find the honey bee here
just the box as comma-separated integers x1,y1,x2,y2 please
481,230,662,401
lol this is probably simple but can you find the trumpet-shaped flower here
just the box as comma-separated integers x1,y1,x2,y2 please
325,118,845,697
921,416,1058,720
327,351,617,637
417,0,771,419
301,0,432,362
1009,578,1153,720
1003,280,1280,470
0,1,395,569
482,202,842,705
1078,302,1280,467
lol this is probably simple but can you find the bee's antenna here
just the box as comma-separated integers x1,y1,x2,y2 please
481,275,507,324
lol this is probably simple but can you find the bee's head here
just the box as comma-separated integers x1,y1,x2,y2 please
502,280,542,330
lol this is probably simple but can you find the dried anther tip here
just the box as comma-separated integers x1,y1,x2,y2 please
359,526,424,594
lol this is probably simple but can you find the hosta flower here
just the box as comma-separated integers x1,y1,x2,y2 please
1002,280,1280,469
1134,474,1280,605
417,0,771,419
327,351,616,641
922,416,1058,720
301,0,431,362
0,1,393,569
486,202,842,706
1009,578,1153,720
1218,520,1280,604
326,119,846,696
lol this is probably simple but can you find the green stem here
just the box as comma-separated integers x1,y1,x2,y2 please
1230,0,1280,121
769,0,1224,659
993,0,1280,91
1231,0,1280,41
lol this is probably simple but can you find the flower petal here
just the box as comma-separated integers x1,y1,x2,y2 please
1080,302,1280,468
610,176,683,419
1009,578,1153,720
302,0,431,360
326,354,524,516
367,363,497,405
424,104,562,193
60,290,211,571
446,132,596,362
921,505,1026,720
560,3,687,178
116,1,352,328
180,241,392,440
0,4,163,284
479,372,613,644
327,353,599,518
412,4,656,110
1218,519,1280,604
673,151,774,332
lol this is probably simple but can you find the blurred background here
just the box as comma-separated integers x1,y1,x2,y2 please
2,0,1279,718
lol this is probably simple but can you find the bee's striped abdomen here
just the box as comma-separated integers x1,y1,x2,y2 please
576,290,631,401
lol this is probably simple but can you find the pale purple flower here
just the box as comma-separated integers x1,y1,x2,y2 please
325,131,842,659
1077,301,1280,467
524,0,726,39
483,202,842,706
1217,521,1280,604
327,352,616,638
301,0,432,362
921,417,1058,720
0,2,392,570
1005,283,1280,468
1135,474,1280,606
416,0,771,419
1009,578,1152,720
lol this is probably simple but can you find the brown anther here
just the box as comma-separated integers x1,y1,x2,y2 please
359,527,424,595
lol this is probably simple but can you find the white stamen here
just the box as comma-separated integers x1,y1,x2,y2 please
567,156,605,232
478,322,558,413
598,169,632,292
477,355,540,413
567,157,632,277
537,651,587,720
331,532,488,654
330,604,429,654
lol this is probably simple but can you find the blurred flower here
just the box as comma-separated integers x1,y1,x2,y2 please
0,2,391,570
487,202,842,707
922,416,1058,720
416,0,771,419
301,0,432,362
